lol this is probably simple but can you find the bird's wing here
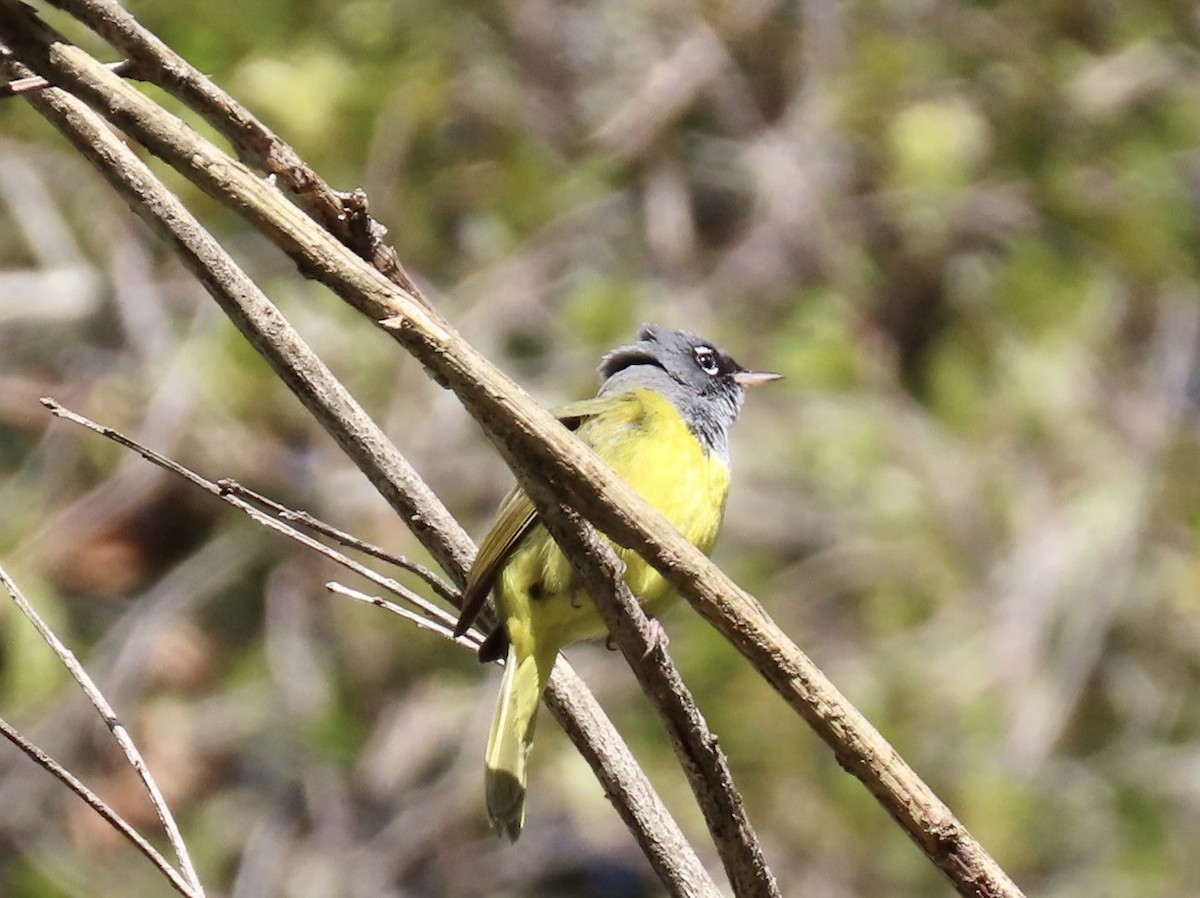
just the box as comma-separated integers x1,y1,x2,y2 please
551,395,629,430
453,486,538,637
452,395,629,638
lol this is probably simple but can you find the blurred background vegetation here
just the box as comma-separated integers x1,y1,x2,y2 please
3,0,1200,895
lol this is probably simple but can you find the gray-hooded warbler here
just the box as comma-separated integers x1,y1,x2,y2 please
454,324,781,840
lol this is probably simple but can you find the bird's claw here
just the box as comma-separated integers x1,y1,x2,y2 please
603,619,669,659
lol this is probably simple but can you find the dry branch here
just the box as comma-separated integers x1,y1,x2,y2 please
9,7,778,886
0,3,1027,896
0,29,720,896
217,481,459,605
0,714,199,898
0,565,203,898
40,398,459,638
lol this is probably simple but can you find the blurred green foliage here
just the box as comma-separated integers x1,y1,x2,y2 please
4,0,1200,895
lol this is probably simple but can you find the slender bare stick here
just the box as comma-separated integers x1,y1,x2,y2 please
219,479,458,604
326,582,460,642
0,714,199,898
0,563,205,896
40,398,463,637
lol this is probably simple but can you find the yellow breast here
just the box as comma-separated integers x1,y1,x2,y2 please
590,389,729,594
500,388,731,651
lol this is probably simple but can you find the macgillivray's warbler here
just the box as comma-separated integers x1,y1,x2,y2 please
453,323,781,840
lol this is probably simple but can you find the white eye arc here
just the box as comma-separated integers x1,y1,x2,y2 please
693,346,719,375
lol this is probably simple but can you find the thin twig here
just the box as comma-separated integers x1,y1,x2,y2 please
219,479,459,604
325,581,461,642
40,397,463,640
0,563,205,897
0,714,199,898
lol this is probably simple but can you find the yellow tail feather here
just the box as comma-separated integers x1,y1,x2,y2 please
484,643,555,841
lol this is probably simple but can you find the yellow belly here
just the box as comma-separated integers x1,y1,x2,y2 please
497,389,731,652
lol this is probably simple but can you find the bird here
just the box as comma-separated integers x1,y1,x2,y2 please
453,323,781,841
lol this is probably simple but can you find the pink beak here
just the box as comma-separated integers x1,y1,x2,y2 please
732,370,784,388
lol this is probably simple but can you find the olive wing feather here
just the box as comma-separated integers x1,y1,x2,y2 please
452,395,629,638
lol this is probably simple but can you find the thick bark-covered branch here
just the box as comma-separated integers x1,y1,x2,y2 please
0,5,1024,896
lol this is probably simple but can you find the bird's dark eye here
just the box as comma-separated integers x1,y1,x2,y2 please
693,346,719,375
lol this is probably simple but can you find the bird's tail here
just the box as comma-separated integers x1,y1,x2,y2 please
484,642,554,841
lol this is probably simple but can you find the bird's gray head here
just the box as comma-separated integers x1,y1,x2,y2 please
597,324,781,463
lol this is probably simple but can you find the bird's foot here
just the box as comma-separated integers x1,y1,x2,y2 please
603,619,669,658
